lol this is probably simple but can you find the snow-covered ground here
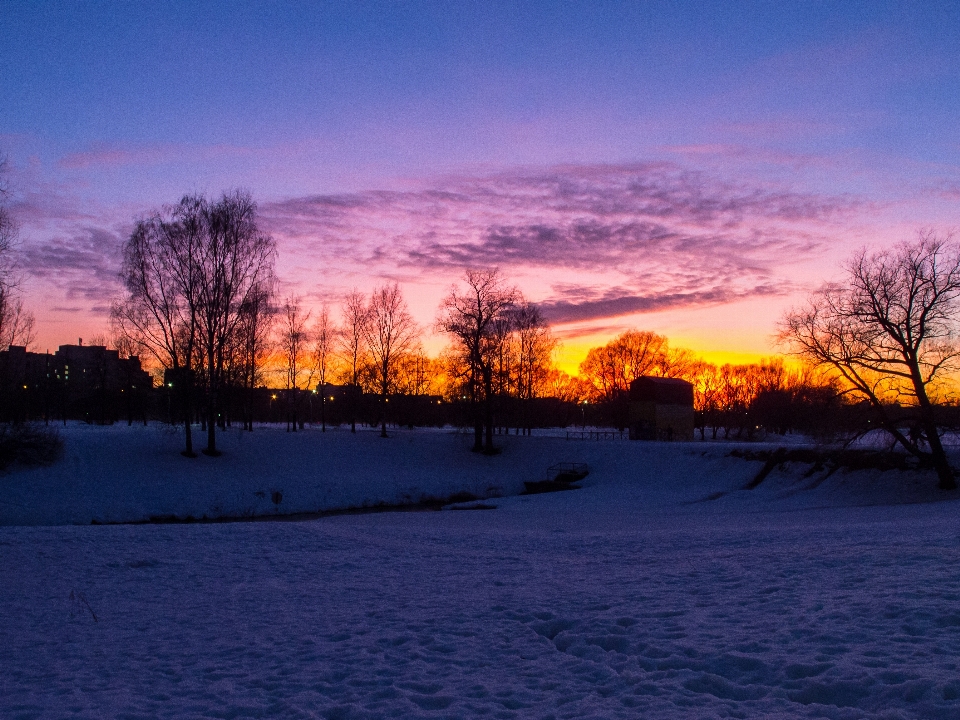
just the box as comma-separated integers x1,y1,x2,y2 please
3,424,960,718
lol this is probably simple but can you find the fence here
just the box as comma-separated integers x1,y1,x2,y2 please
564,429,627,441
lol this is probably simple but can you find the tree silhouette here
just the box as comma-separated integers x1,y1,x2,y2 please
338,290,368,433
0,155,35,350
279,296,312,432
312,304,335,432
233,280,275,431
363,283,418,438
578,330,669,402
781,232,960,490
114,202,202,455
193,191,276,455
437,269,518,453
115,191,275,456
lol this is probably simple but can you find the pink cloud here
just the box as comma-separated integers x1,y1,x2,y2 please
11,160,876,339
21,226,123,306
263,162,860,323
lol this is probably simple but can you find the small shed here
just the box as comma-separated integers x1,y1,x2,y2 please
628,376,694,441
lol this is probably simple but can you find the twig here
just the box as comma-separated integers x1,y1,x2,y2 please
69,590,98,622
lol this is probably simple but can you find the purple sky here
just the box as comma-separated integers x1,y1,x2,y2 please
3,1,960,370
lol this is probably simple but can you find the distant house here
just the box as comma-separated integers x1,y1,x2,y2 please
628,376,694,441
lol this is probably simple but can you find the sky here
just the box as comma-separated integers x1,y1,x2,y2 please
2,0,960,373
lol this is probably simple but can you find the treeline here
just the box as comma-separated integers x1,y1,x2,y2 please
6,164,960,487
13,185,938,458
105,187,842,457
573,329,843,439
107,196,581,456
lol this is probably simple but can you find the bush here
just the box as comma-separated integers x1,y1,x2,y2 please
0,423,64,471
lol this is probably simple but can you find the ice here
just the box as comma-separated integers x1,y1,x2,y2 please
2,424,960,718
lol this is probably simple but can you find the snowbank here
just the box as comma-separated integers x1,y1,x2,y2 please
2,423,957,526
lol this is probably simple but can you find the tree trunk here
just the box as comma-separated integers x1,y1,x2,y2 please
470,370,483,452
909,364,955,490
483,368,495,453
380,373,388,438
923,415,955,489
182,380,196,458
351,375,358,433
204,349,220,456
205,391,219,455
183,415,194,456
473,418,483,451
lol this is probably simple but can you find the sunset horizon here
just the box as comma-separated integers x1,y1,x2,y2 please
6,5,960,717
4,2,960,373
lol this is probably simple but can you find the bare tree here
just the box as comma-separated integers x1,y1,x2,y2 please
546,368,585,404
338,290,368,433
114,206,202,456
396,345,438,397
0,155,15,292
512,302,555,397
619,330,669,382
579,330,668,402
511,301,556,434
0,155,35,350
312,304,335,431
363,283,418,438
110,329,144,361
437,345,472,403
195,191,276,454
107,328,150,427
780,233,960,489
279,296,312,432
233,280,275,431
165,195,209,444
0,294,35,350
659,347,697,379
115,191,275,456
578,345,618,402
437,269,519,453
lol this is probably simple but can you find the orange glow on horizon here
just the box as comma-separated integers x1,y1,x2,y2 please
553,338,781,376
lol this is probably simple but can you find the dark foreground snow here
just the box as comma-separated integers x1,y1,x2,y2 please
2,425,960,718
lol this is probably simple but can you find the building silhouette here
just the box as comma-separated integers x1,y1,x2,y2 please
0,341,153,423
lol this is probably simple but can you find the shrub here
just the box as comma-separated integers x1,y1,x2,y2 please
0,423,64,471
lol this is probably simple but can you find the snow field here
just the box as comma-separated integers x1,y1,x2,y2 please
1,424,568,526
2,424,960,718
